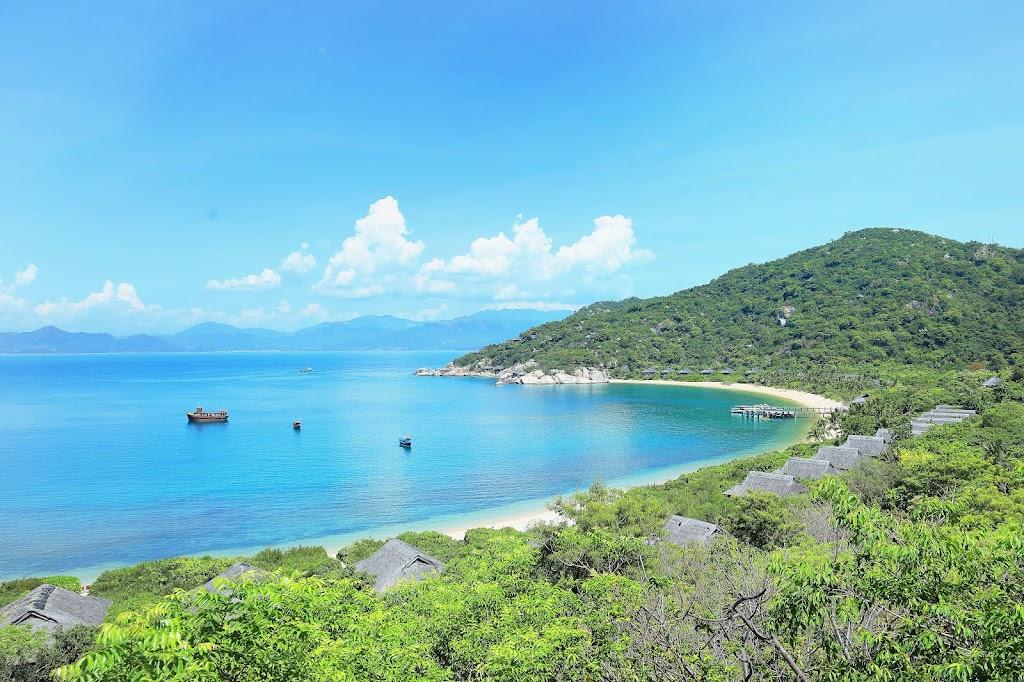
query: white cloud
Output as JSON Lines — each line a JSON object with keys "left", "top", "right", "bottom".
{"left": 413, "top": 303, "right": 449, "bottom": 321}
{"left": 205, "top": 268, "right": 282, "bottom": 291}
{"left": 1, "top": 262, "right": 38, "bottom": 294}
{"left": 414, "top": 214, "right": 651, "bottom": 301}
{"left": 276, "top": 299, "right": 292, "bottom": 315}
{"left": 0, "top": 292, "right": 27, "bottom": 311}
{"left": 299, "top": 302, "right": 329, "bottom": 319}
{"left": 13, "top": 263, "right": 38, "bottom": 289}
{"left": 316, "top": 196, "right": 424, "bottom": 296}
{"left": 34, "top": 281, "right": 158, "bottom": 318}
{"left": 281, "top": 244, "right": 317, "bottom": 275}
{"left": 486, "top": 301, "right": 581, "bottom": 312}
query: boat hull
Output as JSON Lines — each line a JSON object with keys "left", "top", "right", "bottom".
{"left": 187, "top": 413, "right": 228, "bottom": 423}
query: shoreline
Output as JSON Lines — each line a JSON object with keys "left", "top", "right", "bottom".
{"left": 14, "top": 381, "right": 838, "bottom": 584}
{"left": 419, "top": 380, "right": 843, "bottom": 542}
{"left": 610, "top": 379, "right": 846, "bottom": 411}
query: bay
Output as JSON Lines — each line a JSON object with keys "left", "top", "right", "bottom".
{"left": 0, "top": 352, "right": 808, "bottom": 579}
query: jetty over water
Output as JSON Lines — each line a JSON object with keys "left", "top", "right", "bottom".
{"left": 730, "top": 404, "right": 839, "bottom": 419}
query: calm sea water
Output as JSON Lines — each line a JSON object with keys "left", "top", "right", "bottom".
{"left": 0, "top": 352, "right": 807, "bottom": 579}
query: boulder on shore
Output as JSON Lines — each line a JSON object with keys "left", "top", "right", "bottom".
{"left": 415, "top": 361, "right": 609, "bottom": 385}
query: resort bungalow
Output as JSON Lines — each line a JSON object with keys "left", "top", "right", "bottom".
{"left": 662, "top": 515, "right": 722, "bottom": 547}
{"left": 679, "top": 368, "right": 692, "bottom": 375}
{"left": 874, "top": 427, "right": 893, "bottom": 443}
{"left": 202, "top": 562, "right": 268, "bottom": 595}
{"left": 355, "top": 539, "right": 445, "bottom": 592}
{"left": 983, "top": 376, "right": 1003, "bottom": 388}
{"left": 701, "top": 369, "right": 713, "bottom": 375}
{"left": 775, "top": 457, "right": 834, "bottom": 480}
{"left": 813, "top": 445, "right": 865, "bottom": 471}
{"left": 843, "top": 435, "right": 890, "bottom": 457}
{"left": 0, "top": 584, "right": 111, "bottom": 633}
{"left": 724, "top": 471, "right": 806, "bottom": 497}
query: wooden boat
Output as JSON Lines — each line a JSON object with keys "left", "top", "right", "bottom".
{"left": 186, "top": 406, "right": 228, "bottom": 423}
{"left": 399, "top": 436, "right": 412, "bottom": 448}
{"left": 293, "top": 420, "right": 302, "bottom": 430}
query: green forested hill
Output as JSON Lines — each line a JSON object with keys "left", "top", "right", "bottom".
{"left": 457, "top": 228, "right": 1024, "bottom": 377}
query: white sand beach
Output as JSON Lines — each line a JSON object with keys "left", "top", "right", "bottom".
{"left": 610, "top": 379, "right": 846, "bottom": 412}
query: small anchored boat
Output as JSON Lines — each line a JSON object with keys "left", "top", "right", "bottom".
{"left": 399, "top": 436, "right": 412, "bottom": 448}
{"left": 186, "top": 406, "right": 228, "bottom": 423}
{"left": 293, "top": 420, "right": 302, "bottom": 430}
{"left": 299, "top": 367, "right": 313, "bottom": 374}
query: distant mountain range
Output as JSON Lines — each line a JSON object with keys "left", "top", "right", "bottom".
{"left": 0, "top": 309, "right": 571, "bottom": 354}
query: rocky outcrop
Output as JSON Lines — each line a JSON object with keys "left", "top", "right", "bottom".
{"left": 415, "top": 361, "right": 609, "bottom": 385}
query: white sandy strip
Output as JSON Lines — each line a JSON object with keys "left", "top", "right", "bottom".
{"left": 439, "top": 509, "right": 564, "bottom": 540}
{"left": 610, "top": 379, "right": 847, "bottom": 412}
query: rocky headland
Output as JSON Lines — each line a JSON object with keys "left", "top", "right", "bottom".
{"left": 415, "top": 360, "right": 609, "bottom": 385}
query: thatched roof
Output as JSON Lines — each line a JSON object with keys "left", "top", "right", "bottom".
{"left": 724, "top": 471, "right": 805, "bottom": 497}
{"left": 844, "top": 435, "right": 889, "bottom": 457}
{"left": 776, "top": 457, "right": 834, "bottom": 480}
{"left": 202, "top": 562, "right": 269, "bottom": 595}
{"left": 874, "top": 427, "right": 893, "bottom": 443}
{"left": 0, "top": 584, "right": 110, "bottom": 633}
{"left": 663, "top": 515, "right": 721, "bottom": 546}
{"left": 355, "top": 539, "right": 444, "bottom": 592}
{"left": 983, "top": 376, "right": 1002, "bottom": 388}
{"left": 814, "top": 446, "right": 864, "bottom": 471}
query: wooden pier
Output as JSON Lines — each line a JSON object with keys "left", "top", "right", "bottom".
{"left": 730, "top": 404, "right": 837, "bottom": 419}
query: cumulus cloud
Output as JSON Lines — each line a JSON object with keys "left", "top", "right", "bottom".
{"left": 1, "top": 262, "right": 38, "bottom": 294}
{"left": 34, "top": 281, "right": 158, "bottom": 318}
{"left": 316, "top": 196, "right": 424, "bottom": 297}
{"left": 13, "top": 263, "right": 38, "bottom": 289}
{"left": 414, "top": 214, "right": 651, "bottom": 301}
{"left": 299, "top": 302, "right": 329, "bottom": 319}
{"left": 486, "top": 301, "right": 581, "bottom": 312}
{"left": 280, "top": 244, "right": 317, "bottom": 275}
{"left": 205, "top": 268, "right": 282, "bottom": 291}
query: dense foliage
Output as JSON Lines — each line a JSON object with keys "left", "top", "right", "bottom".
{"left": 456, "top": 229, "right": 1024, "bottom": 387}
{"left": 4, "top": 229, "right": 1024, "bottom": 680}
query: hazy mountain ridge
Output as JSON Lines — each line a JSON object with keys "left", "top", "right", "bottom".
{"left": 0, "top": 310, "right": 571, "bottom": 354}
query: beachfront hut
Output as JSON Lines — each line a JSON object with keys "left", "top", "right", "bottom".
{"left": 0, "top": 584, "right": 111, "bottom": 633}
{"left": 202, "top": 562, "right": 269, "bottom": 595}
{"left": 661, "top": 369, "right": 673, "bottom": 376}
{"left": 776, "top": 457, "right": 834, "bottom": 480}
{"left": 701, "top": 369, "right": 713, "bottom": 375}
{"left": 355, "top": 539, "right": 445, "bottom": 592}
{"left": 679, "top": 368, "right": 692, "bottom": 375}
{"left": 642, "top": 368, "right": 658, "bottom": 377}
{"left": 844, "top": 435, "right": 889, "bottom": 457}
{"left": 813, "top": 446, "right": 864, "bottom": 471}
{"left": 721, "top": 369, "right": 733, "bottom": 375}
{"left": 983, "top": 376, "right": 1003, "bottom": 388}
{"left": 662, "top": 515, "right": 721, "bottom": 547}
{"left": 724, "top": 471, "right": 805, "bottom": 497}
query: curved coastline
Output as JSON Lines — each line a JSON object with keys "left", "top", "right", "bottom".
{"left": 53, "top": 381, "right": 841, "bottom": 584}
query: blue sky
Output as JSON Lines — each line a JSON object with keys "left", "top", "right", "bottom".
{"left": 1, "top": 1, "right": 1021, "bottom": 333}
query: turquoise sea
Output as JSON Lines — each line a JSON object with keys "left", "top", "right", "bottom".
{"left": 0, "top": 352, "right": 808, "bottom": 580}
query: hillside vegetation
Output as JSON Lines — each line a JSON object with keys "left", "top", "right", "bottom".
{"left": 457, "top": 229, "right": 1024, "bottom": 383}
{"left": 4, "top": 228, "right": 1024, "bottom": 681}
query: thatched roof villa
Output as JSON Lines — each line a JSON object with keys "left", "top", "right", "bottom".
{"left": 813, "top": 445, "right": 865, "bottom": 471}
{"left": 663, "top": 515, "right": 722, "bottom": 546}
{"left": 724, "top": 471, "right": 806, "bottom": 497}
{"left": 843, "top": 435, "right": 890, "bottom": 457}
{"left": 776, "top": 457, "right": 834, "bottom": 480}
{"left": 0, "top": 584, "right": 110, "bottom": 633}
{"left": 202, "top": 562, "right": 269, "bottom": 595}
{"left": 355, "top": 539, "right": 445, "bottom": 592}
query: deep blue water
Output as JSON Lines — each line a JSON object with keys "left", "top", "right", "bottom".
{"left": 0, "top": 352, "right": 807, "bottom": 579}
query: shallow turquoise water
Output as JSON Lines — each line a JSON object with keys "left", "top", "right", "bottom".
{"left": 0, "top": 352, "right": 807, "bottom": 579}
